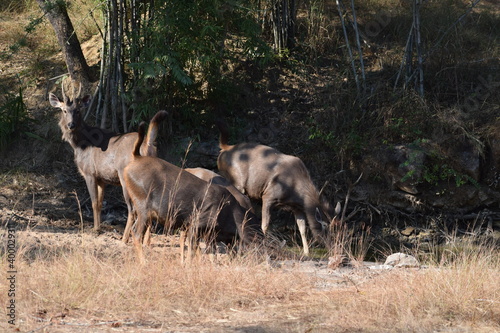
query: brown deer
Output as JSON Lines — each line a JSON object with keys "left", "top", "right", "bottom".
{"left": 216, "top": 121, "right": 333, "bottom": 255}
{"left": 123, "top": 123, "right": 263, "bottom": 253}
{"left": 49, "top": 83, "right": 168, "bottom": 239}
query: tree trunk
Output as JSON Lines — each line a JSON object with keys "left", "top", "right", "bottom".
{"left": 37, "top": 0, "right": 92, "bottom": 86}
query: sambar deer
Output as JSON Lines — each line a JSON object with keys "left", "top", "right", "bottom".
{"left": 49, "top": 83, "right": 168, "bottom": 238}
{"left": 123, "top": 123, "right": 263, "bottom": 254}
{"left": 216, "top": 121, "right": 333, "bottom": 255}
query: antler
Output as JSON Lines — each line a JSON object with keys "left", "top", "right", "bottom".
{"left": 72, "top": 81, "right": 82, "bottom": 100}
{"left": 76, "top": 82, "right": 82, "bottom": 99}
{"left": 61, "top": 81, "right": 69, "bottom": 104}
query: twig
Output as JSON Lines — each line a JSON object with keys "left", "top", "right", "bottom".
{"left": 343, "top": 274, "right": 361, "bottom": 293}
{"left": 319, "top": 180, "right": 329, "bottom": 197}
{"left": 26, "top": 323, "right": 53, "bottom": 333}
{"left": 72, "top": 190, "right": 84, "bottom": 234}
{"left": 48, "top": 73, "right": 70, "bottom": 81}
{"left": 31, "top": 192, "right": 35, "bottom": 216}
{"left": 340, "top": 173, "right": 363, "bottom": 224}
{"left": 394, "top": 25, "right": 415, "bottom": 91}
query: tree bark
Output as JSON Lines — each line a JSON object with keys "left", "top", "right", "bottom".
{"left": 37, "top": 0, "right": 92, "bottom": 86}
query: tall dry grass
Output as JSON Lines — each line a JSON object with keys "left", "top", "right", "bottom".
{"left": 1, "top": 228, "right": 498, "bottom": 332}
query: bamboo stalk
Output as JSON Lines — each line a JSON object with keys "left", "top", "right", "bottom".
{"left": 414, "top": 0, "right": 424, "bottom": 96}
{"left": 350, "top": 0, "right": 366, "bottom": 92}
{"left": 336, "top": 0, "right": 360, "bottom": 94}
{"left": 101, "top": 2, "right": 111, "bottom": 129}
{"left": 118, "top": 0, "right": 127, "bottom": 132}
{"left": 394, "top": 22, "right": 414, "bottom": 91}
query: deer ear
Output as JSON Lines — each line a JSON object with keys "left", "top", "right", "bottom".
{"left": 49, "top": 93, "right": 63, "bottom": 108}
{"left": 315, "top": 208, "right": 329, "bottom": 231}
{"left": 334, "top": 201, "right": 341, "bottom": 215}
{"left": 81, "top": 95, "right": 91, "bottom": 107}
{"left": 315, "top": 207, "right": 322, "bottom": 222}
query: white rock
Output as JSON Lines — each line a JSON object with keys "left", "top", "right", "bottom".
{"left": 384, "top": 252, "right": 420, "bottom": 268}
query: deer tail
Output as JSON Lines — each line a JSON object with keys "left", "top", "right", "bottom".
{"left": 133, "top": 122, "right": 147, "bottom": 158}
{"left": 215, "top": 119, "right": 231, "bottom": 151}
{"left": 144, "top": 110, "right": 168, "bottom": 156}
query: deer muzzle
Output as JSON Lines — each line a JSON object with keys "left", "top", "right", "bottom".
{"left": 67, "top": 122, "right": 76, "bottom": 130}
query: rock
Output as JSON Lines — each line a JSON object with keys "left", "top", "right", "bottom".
{"left": 400, "top": 226, "right": 416, "bottom": 236}
{"left": 384, "top": 253, "right": 420, "bottom": 268}
{"left": 368, "top": 264, "right": 393, "bottom": 270}
{"left": 386, "top": 145, "right": 426, "bottom": 194}
{"left": 328, "top": 255, "right": 349, "bottom": 269}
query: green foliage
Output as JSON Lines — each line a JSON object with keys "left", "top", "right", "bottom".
{"left": 422, "top": 163, "right": 474, "bottom": 188}
{"left": 0, "top": 87, "right": 28, "bottom": 151}
{"left": 124, "top": 0, "right": 271, "bottom": 127}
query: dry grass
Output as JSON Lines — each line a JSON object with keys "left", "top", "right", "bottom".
{"left": 0, "top": 0, "right": 100, "bottom": 68}
{"left": 0, "top": 228, "right": 499, "bottom": 332}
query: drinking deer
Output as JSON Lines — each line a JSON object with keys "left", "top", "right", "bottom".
{"left": 123, "top": 123, "right": 263, "bottom": 253}
{"left": 49, "top": 83, "right": 168, "bottom": 239}
{"left": 216, "top": 121, "right": 333, "bottom": 255}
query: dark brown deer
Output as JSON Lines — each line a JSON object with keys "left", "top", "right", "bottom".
{"left": 123, "top": 124, "right": 262, "bottom": 253}
{"left": 216, "top": 121, "right": 333, "bottom": 255}
{"left": 49, "top": 83, "right": 168, "bottom": 239}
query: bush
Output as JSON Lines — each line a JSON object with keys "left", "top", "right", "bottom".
{"left": 0, "top": 87, "right": 28, "bottom": 151}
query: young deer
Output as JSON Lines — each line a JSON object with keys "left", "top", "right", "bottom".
{"left": 123, "top": 123, "right": 262, "bottom": 252}
{"left": 216, "top": 121, "right": 333, "bottom": 255}
{"left": 49, "top": 83, "right": 168, "bottom": 238}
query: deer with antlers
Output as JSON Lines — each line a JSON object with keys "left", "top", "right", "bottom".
{"left": 49, "top": 82, "right": 168, "bottom": 238}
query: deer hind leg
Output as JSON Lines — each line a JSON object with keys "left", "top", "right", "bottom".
{"left": 131, "top": 211, "right": 147, "bottom": 264}
{"left": 121, "top": 181, "right": 134, "bottom": 243}
{"left": 295, "top": 213, "right": 310, "bottom": 256}
{"left": 261, "top": 198, "right": 273, "bottom": 235}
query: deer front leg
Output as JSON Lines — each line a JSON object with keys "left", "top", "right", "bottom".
{"left": 84, "top": 176, "right": 104, "bottom": 232}
{"left": 295, "top": 212, "right": 309, "bottom": 256}
{"left": 261, "top": 198, "right": 272, "bottom": 235}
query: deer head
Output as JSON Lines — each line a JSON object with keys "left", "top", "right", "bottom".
{"left": 49, "top": 82, "right": 90, "bottom": 132}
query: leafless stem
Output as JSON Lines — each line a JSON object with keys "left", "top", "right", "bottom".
{"left": 72, "top": 190, "right": 84, "bottom": 234}
{"left": 336, "top": 0, "right": 360, "bottom": 94}
{"left": 340, "top": 173, "right": 363, "bottom": 224}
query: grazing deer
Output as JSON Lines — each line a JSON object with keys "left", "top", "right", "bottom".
{"left": 216, "top": 121, "right": 333, "bottom": 255}
{"left": 123, "top": 123, "right": 262, "bottom": 254}
{"left": 49, "top": 83, "right": 168, "bottom": 238}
